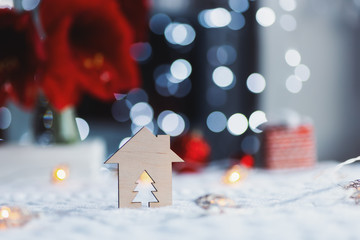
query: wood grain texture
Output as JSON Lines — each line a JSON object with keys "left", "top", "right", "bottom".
{"left": 105, "top": 127, "right": 184, "bottom": 208}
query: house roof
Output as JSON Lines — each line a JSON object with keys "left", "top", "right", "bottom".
{"left": 105, "top": 127, "right": 184, "bottom": 164}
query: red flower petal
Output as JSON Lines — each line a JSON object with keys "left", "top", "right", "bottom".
{"left": 0, "top": 86, "right": 7, "bottom": 106}
{"left": 40, "top": 0, "right": 141, "bottom": 110}
{"left": 117, "top": 0, "right": 151, "bottom": 42}
{"left": 40, "top": 16, "right": 83, "bottom": 109}
{"left": 0, "top": 9, "right": 44, "bottom": 108}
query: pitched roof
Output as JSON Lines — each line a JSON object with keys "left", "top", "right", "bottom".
{"left": 105, "top": 127, "right": 184, "bottom": 164}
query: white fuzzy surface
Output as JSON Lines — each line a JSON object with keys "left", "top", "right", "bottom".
{"left": 1, "top": 161, "right": 360, "bottom": 240}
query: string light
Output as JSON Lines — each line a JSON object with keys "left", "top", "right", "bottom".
{"left": 195, "top": 194, "right": 238, "bottom": 211}
{"left": 0, "top": 206, "right": 35, "bottom": 229}
{"left": 345, "top": 179, "right": 360, "bottom": 204}
{"left": 222, "top": 165, "right": 247, "bottom": 184}
{"left": 0, "top": 207, "right": 10, "bottom": 219}
{"left": 52, "top": 165, "right": 69, "bottom": 182}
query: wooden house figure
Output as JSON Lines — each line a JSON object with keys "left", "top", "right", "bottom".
{"left": 105, "top": 127, "right": 184, "bottom": 208}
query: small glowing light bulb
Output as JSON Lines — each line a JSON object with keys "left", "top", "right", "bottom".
{"left": 229, "top": 171, "right": 241, "bottom": 183}
{"left": 56, "top": 169, "right": 66, "bottom": 180}
{"left": 0, "top": 207, "right": 11, "bottom": 219}
{"left": 52, "top": 165, "right": 69, "bottom": 182}
{"left": 222, "top": 165, "right": 247, "bottom": 184}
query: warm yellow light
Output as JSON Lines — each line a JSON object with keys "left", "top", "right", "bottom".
{"left": 0, "top": 207, "right": 10, "bottom": 219}
{"left": 56, "top": 169, "right": 67, "bottom": 180}
{"left": 222, "top": 165, "right": 247, "bottom": 184}
{"left": 52, "top": 165, "right": 69, "bottom": 182}
{"left": 228, "top": 171, "right": 241, "bottom": 183}
{"left": 216, "top": 198, "right": 228, "bottom": 207}
{"left": 0, "top": 206, "right": 37, "bottom": 230}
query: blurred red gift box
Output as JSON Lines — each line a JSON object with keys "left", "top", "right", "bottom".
{"left": 262, "top": 124, "right": 316, "bottom": 169}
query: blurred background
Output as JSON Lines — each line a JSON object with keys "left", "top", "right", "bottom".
{"left": 1, "top": 0, "right": 360, "bottom": 163}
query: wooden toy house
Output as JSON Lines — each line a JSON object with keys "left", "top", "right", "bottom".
{"left": 105, "top": 127, "right": 184, "bottom": 208}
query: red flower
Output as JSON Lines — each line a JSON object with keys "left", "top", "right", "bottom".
{"left": 0, "top": 9, "right": 45, "bottom": 108}
{"left": 118, "top": 0, "right": 151, "bottom": 42}
{"left": 39, "top": 0, "right": 141, "bottom": 110}
{"left": 0, "top": 88, "right": 5, "bottom": 106}
{"left": 172, "top": 132, "right": 211, "bottom": 173}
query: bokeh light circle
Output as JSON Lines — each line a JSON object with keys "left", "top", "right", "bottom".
{"left": 279, "top": 0, "right": 297, "bottom": 12}
{"left": 22, "top": 0, "right": 40, "bottom": 11}
{"left": 131, "top": 122, "right": 155, "bottom": 135}
{"left": 228, "top": 12, "right": 246, "bottom": 30}
{"left": 256, "top": 7, "right": 276, "bottom": 27}
{"left": 0, "top": 107, "right": 11, "bottom": 130}
{"left": 75, "top": 117, "right": 90, "bottom": 141}
{"left": 207, "top": 111, "right": 227, "bottom": 133}
{"left": 285, "top": 49, "right": 301, "bottom": 67}
{"left": 119, "top": 137, "right": 131, "bottom": 148}
{"left": 295, "top": 64, "right": 310, "bottom": 81}
{"left": 280, "top": 14, "right": 297, "bottom": 32}
{"left": 229, "top": 0, "right": 249, "bottom": 13}
{"left": 249, "top": 110, "right": 267, "bottom": 133}
{"left": 246, "top": 73, "right": 266, "bottom": 93}
{"left": 241, "top": 135, "right": 261, "bottom": 154}
{"left": 130, "top": 102, "right": 154, "bottom": 126}
{"left": 158, "top": 111, "right": 186, "bottom": 136}
{"left": 165, "top": 23, "right": 196, "bottom": 46}
{"left": 227, "top": 113, "right": 248, "bottom": 136}
{"left": 130, "top": 42, "right": 152, "bottom": 62}
{"left": 286, "top": 75, "right": 302, "bottom": 93}
{"left": 198, "top": 8, "right": 231, "bottom": 28}
{"left": 149, "top": 13, "right": 171, "bottom": 35}
{"left": 170, "top": 59, "right": 192, "bottom": 82}
{"left": 212, "top": 66, "right": 235, "bottom": 88}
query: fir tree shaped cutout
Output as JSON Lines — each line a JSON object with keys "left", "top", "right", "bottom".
{"left": 132, "top": 170, "right": 159, "bottom": 207}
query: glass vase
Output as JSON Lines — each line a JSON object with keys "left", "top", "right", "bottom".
{"left": 33, "top": 96, "right": 80, "bottom": 145}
